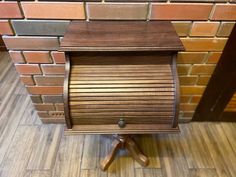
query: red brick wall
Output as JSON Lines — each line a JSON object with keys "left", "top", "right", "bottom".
{"left": 0, "top": 1, "right": 235, "bottom": 123}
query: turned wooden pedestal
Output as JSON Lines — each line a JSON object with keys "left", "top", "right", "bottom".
{"left": 60, "top": 21, "right": 184, "bottom": 170}
{"left": 100, "top": 135, "right": 149, "bottom": 171}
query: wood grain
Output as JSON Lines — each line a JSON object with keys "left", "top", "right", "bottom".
{"left": 60, "top": 21, "right": 184, "bottom": 52}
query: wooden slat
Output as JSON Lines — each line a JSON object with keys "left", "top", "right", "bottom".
{"left": 69, "top": 92, "right": 174, "bottom": 97}
{"left": 69, "top": 100, "right": 174, "bottom": 105}
{"left": 71, "top": 66, "right": 170, "bottom": 71}
{"left": 70, "top": 111, "right": 174, "bottom": 117}
{"left": 69, "top": 95, "right": 174, "bottom": 101}
{"left": 69, "top": 83, "right": 174, "bottom": 89}
{"left": 69, "top": 88, "right": 174, "bottom": 93}
{"left": 70, "top": 76, "right": 173, "bottom": 81}
{"left": 70, "top": 80, "right": 174, "bottom": 85}
{"left": 70, "top": 73, "right": 173, "bottom": 77}
{"left": 70, "top": 107, "right": 173, "bottom": 113}
{"left": 69, "top": 104, "right": 174, "bottom": 110}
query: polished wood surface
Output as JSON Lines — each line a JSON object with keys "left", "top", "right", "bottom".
{"left": 0, "top": 52, "right": 236, "bottom": 176}
{"left": 60, "top": 21, "right": 184, "bottom": 51}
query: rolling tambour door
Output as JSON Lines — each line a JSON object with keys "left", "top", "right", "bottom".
{"left": 64, "top": 51, "right": 179, "bottom": 134}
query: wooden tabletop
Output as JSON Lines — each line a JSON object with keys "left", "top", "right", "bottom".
{"left": 60, "top": 21, "right": 184, "bottom": 52}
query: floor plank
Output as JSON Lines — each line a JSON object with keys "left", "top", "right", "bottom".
{"left": 135, "top": 168, "right": 163, "bottom": 177}
{"left": 24, "top": 170, "right": 52, "bottom": 177}
{"left": 134, "top": 135, "right": 161, "bottom": 168}
{"left": 179, "top": 124, "right": 215, "bottom": 168}
{"left": 189, "top": 169, "right": 218, "bottom": 177}
{"left": 156, "top": 133, "right": 190, "bottom": 177}
{"left": 0, "top": 126, "right": 38, "bottom": 177}
{"left": 0, "top": 91, "right": 31, "bottom": 164}
{"left": 221, "top": 123, "right": 236, "bottom": 155}
{"left": 198, "top": 123, "right": 234, "bottom": 177}
{"left": 52, "top": 135, "right": 84, "bottom": 177}
{"left": 81, "top": 135, "right": 100, "bottom": 169}
{"left": 27, "top": 125, "right": 63, "bottom": 170}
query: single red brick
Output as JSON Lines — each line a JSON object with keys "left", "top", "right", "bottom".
{"left": 181, "top": 38, "right": 227, "bottom": 52}
{"left": 23, "top": 51, "right": 52, "bottom": 63}
{"left": 0, "top": 2, "right": 23, "bottom": 19}
{"left": 197, "top": 76, "right": 211, "bottom": 85}
{"left": 26, "top": 86, "right": 63, "bottom": 95}
{"left": 51, "top": 51, "right": 66, "bottom": 64}
{"left": 177, "top": 65, "right": 191, "bottom": 75}
{"left": 37, "top": 111, "right": 50, "bottom": 118}
{"left": 179, "top": 76, "right": 198, "bottom": 85}
{"left": 207, "top": 52, "right": 222, "bottom": 64}
{"left": 15, "top": 64, "right": 42, "bottom": 75}
{"left": 191, "top": 65, "right": 215, "bottom": 75}
{"left": 34, "top": 76, "right": 64, "bottom": 86}
{"left": 172, "top": 21, "right": 192, "bottom": 37}
{"left": 30, "top": 95, "right": 42, "bottom": 103}
{"left": 151, "top": 3, "right": 213, "bottom": 20}
{"left": 180, "top": 86, "right": 205, "bottom": 95}
{"left": 20, "top": 76, "right": 35, "bottom": 86}
{"left": 21, "top": 2, "right": 85, "bottom": 19}
{"left": 180, "top": 103, "right": 197, "bottom": 112}
{"left": 41, "top": 64, "right": 65, "bottom": 74}
{"left": 34, "top": 103, "right": 55, "bottom": 111}
{"left": 177, "top": 52, "right": 208, "bottom": 64}
{"left": 0, "top": 20, "right": 13, "bottom": 35}
{"left": 9, "top": 51, "right": 25, "bottom": 63}
{"left": 211, "top": 5, "right": 236, "bottom": 20}
{"left": 191, "top": 95, "right": 202, "bottom": 103}
{"left": 180, "top": 96, "right": 191, "bottom": 103}
{"left": 55, "top": 103, "right": 64, "bottom": 111}
{"left": 190, "top": 22, "right": 220, "bottom": 37}
{"left": 3, "top": 36, "right": 59, "bottom": 50}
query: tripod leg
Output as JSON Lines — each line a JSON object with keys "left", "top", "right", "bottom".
{"left": 125, "top": 137, "right": 149, "bottom": 167}
{"left": 100, "top": 138, "right": 122, "bottom": 171}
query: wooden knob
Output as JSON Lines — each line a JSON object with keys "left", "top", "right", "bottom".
{"left": 118, "top": 118, "right": 126, "bottom": 128}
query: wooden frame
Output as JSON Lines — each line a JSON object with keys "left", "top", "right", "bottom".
{"left": 193, "top": 24, "right": 236, "bottom": 121}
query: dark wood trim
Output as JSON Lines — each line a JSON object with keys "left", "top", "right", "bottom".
{"left": 63, "top": 53, "right": 72, "bottom": 128}
{"left": 65, "top": 124, "right": 180, "bottom": 135}
{"left": 0, "top": 36, "right": 7, "bottom": 51}
{"left": 220, "top": 112, "right": 236, "bottom": 121}
{"left": 171, "top": 53, "right": 180, "bottom": 128}
{"left": 193, "top": 24, "right": 236, "bottom": 121}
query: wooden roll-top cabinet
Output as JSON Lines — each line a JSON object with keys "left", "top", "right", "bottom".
{"left": 60, "top": 21, "right": 184, "bottom": 134}
{"left": 60, "top": 21, "right": 184, "bottom": 170}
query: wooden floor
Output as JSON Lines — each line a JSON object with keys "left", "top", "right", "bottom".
{"left": 0, "top": 52, "right": 236, "bottom": 177}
